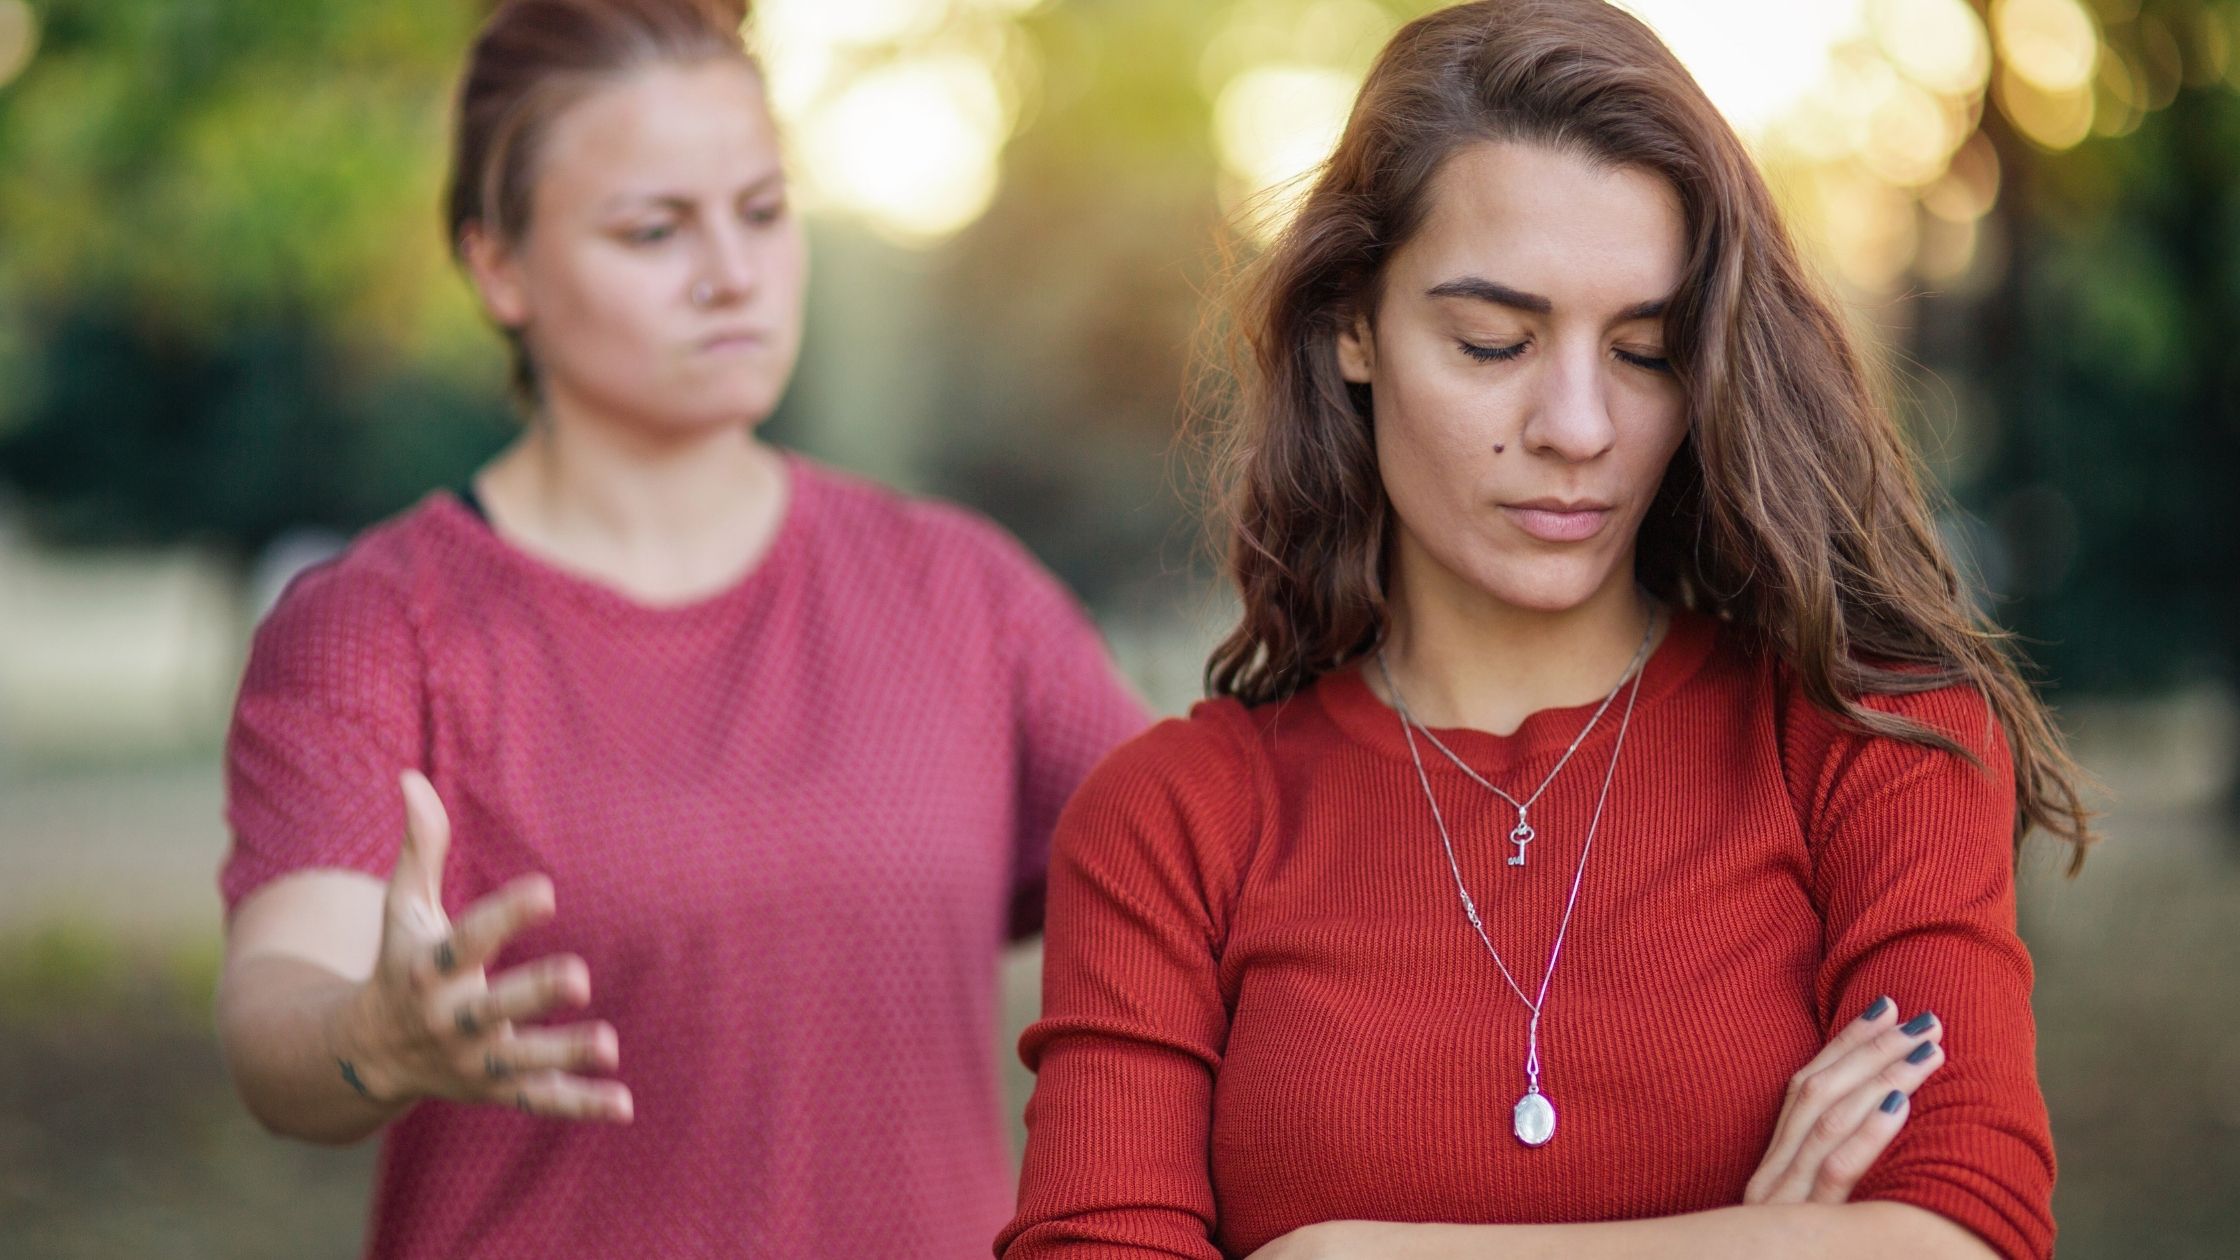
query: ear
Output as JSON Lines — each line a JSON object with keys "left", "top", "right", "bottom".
{"left": 1336, "top": 309, "right": 1375, "bottom": 384}
{"left": 459, "top": 222, "right": 531, "bottom": 330}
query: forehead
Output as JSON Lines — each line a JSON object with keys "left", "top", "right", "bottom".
{"left": 536, "top": 60, "right": 780, "bottom": 201}
{"left": 1400, "top": 140, "right": 1686, "bottom": 309}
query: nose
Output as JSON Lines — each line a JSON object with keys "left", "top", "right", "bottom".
{"left": 693, "top": 220, "right": 759, "bottom": 308}
{"left": 1519, "top": 337, "right": 1617, "bottom": 463}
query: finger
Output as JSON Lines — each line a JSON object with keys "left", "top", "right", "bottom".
{"left": 1749, "top": 996, "right": 1896, "bottom": 1199}
{"left": 475, "top": 954, "right": 593, "bottom": 1026}
{"left": 447, "top": 874, "right": 558, "bottom": 973}
{"left": 1792, "top": 995, "right": 1898, "bottom": 1082}
{"left": 1750, "top": 1006, "right": 1938, "bottom": 1200}
{"left": 393, "top": 771, "right": 453, "bottom": 922}
{"left": 479, "top": 1023, "right": 620, "bottom": 1079}
{"left": 504, "top": 1070, "right": 634, "bottom": 1124}
{"left": 1806, "top": 1089, "right": 1909, "bottom": 1204}
{"left": 1764, "top": 1036, "right": 1945, "bottom": 1203}
{"left": 1763, "top": 1032, "right": 1943, "bottom": 1203}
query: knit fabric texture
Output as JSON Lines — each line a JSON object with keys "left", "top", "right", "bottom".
{"left": 222, "top": 452, "right": 1149, "bottom": 1259}
{"left": 1001, "top": 608, "right": 2054, "bottom": 1260}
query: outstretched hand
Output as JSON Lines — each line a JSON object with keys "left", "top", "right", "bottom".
{"left": 342, "top": 770, "right": 633, "bottom": 1123}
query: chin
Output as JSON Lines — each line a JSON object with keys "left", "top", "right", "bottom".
{"left": 659, "top": 383, "right": 787, "bottom": 433}
{"left": 1462, "top": 553, "right": 1624, "bottom": 615}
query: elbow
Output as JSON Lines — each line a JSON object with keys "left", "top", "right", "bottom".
{"left": 1849, "top": 1201, "right": 2008, "bottom": 1260}
{"left": 213, "top": 987, "right": 379, "bottom": 1148}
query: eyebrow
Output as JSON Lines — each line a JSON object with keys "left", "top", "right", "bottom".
{"left": 1426, "top": 276, "right": 1667, "bottom": 322}
{"left": 599, "top": 171, "right": 786, "bottom": 214}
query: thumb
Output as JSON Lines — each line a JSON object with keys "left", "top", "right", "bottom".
{"left": 394, "top": 769, "right": 454, "bottom": 921}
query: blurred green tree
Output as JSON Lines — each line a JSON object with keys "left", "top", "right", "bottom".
{"left": 0, "top": 0, "right": 510, "bottom": 549}
{"left": 1914, "top": 0, "right": 2240, "bottom": 694}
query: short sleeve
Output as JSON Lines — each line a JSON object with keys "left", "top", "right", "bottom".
{"left": 990, "top": 540, "right": 1152, "bottom": 941}
{"left": 997, "top": 711, "right": 1257, "bottom": 1259}
{"left": 1784, "top": 681, "right": 2056, "bottom": 1260}
{"left": 220, "top": 559, "right": 426, "bottom": 914}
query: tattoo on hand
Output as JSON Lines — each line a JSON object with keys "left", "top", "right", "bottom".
{"left": 517, "top": 1091, "right": 533, "bottom": 1115}
{"left": 434, "top": 939, "right": 457, "bottom": 975}
{"left": 485, "top": 1050, "right": 509, "bottom": 1080}
{"left": 340, "top": 1059, "right": 372, "bottom": 1101}
{"left": 455, "top": 1006, "right": 479, "bottom": 1037}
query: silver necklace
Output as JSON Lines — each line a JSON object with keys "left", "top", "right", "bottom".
{"left": 1374, "top": 612, "right": 1655, "bottom": 1147}
{"left": 1393, "top": 615, "right": 1655, "bottom": 868}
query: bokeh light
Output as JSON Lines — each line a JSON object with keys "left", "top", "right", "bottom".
{"left": 1211, "top": 63, "right": 1359, "bottom": 236}
{"left": 1622, "top": 0, "right": 1871, "bottom": 135}
{"left": 1998, "top": 59, "right": 2097, "bottom": 149}
{"left": 1870, "top": 0, "right": 1991, "bottom": 98}
{"left": 0, "top": 0, "right": 39, "bottom": 91}
{"left": 752, "top": 0, "right": 1044, "bottom": 246}
{"left": 798, "top": 54, "right": 1009, "bottom": 246}
{"left": 1200, "top": 0, "right": 1396, "bottom": 241}
{"left": 1992, "top": 0, "right": 2100, "bottom": 94}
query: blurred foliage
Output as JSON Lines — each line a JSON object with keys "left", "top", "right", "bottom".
{"left": 0, "top": 0, "right": 509, "bottom": 548}
{"left": 0, "top": 919, "right": 126, "bottom": 1013}
{"left": 0, "top": 918, "right": 218, "bottom": 1018}
{"left": 1918, "top": 0, "right": 2240, "bottom": 694}
{"left": 0, "top": 0, "right": 2234, "bottom": 694}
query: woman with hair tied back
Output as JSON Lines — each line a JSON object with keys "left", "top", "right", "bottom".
{"left": 210, "top": 1, "right": 1146, "bottom": 1255}
{"left": 1002, "top": 3, "right": 2091, "bottom": 1259}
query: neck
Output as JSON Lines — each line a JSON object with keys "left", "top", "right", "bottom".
{"left": 1376, "top": 537, "right": 1661, "bottom": 738}
{"left": 474, "top": 396, "right": 788, "bottom": 603}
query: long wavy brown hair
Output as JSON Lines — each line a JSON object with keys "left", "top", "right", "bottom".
{"left": 1201, "top": 0, "right": 2096, "bottom": 872}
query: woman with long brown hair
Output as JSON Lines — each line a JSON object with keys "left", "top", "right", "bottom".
{"left": 210, "top": 1, "right": 1146, "bottom": 1255}
{"left": 1001, "top": 2, "right": 2089, "bottom": 1257}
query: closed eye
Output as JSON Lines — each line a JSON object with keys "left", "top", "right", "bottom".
{"left": 1616, "top": 348, "right": 1672, "bottom": 373}
{"left": 1458, "top": 339, "right": 1527, "bottom": 363}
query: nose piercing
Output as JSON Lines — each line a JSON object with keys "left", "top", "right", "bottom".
{"left": 690, "top": 280, "right": 717, "bottom": 309}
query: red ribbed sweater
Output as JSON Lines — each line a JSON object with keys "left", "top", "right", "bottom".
{"left": 1000, "top": 609, "right": 2054, "bottom": 1260}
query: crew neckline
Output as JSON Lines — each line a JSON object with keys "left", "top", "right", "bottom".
{"left": 427, "top": 449, "right": 811, "bottom": 622}
{"left": 1313, "top": 605, "right": 1724, "bottom": 771}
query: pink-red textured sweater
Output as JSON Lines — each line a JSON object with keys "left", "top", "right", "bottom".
{"left": 1001, "top": 608, "right": 2054, "bottom": 1260}
{"left": 222, "top": 453, "right": 1149, "bottom": 1259}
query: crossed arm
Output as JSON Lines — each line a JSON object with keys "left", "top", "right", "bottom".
{"left": 1249, "top": 1200, "right": 1995, "bottom": 1260}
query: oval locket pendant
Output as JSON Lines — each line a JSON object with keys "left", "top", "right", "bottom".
{"left": 1513, "top": 1090, "right": 1556, "bottom": 1146}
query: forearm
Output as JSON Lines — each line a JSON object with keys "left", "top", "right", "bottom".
{"left": 215, "top": 954, "right": 411, "bottom": 1145}
{"left": 1338, "top": 1202, "right": 1996, "bottom": 1260}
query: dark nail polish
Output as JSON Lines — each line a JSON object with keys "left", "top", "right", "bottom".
{"left": 1860, "top": 996, "right": 1891, "bottom": 1021}
{"left": 1906, "top": 1041, "right": 1937, "bottom": 1064}
{"left": 1880, "top": 1090, "right": 1905, "bottom": 1114}
{"left": 1901, "top": 1012, "right": 1936, "bottom": 1036}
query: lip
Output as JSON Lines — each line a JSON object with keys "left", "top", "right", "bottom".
{"left": 696, "top": 330, "right": 766, "bottom": 352}
{"left": 1501, "top": 498, "right": 1613, "bottom": 543}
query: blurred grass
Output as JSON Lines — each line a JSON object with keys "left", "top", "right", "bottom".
{"left": 0, "top": 921, "right": 372, "bottom": 1260}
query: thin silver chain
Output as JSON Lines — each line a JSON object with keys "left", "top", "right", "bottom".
{"left": 1399, "top": 613, "right": 1655, "bottom": 821}
{"left": 1374, "top": 609, "right": 1656, "bottom": 1097}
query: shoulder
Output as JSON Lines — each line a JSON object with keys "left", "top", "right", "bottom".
{"left": 1058, "top": 698, "right": 1266, "bottom": 880}
{"left": 1771, "top": 651, "right": 2007, "bottom": 762}
{"left": 250, "top": 497, "right": 464, "bottom": 659}
{"left": 791, "top": 455, "right": 1076, "bottom": 614}
{"left": 1769, "top": 651, "right": 2014, "bottom": 835}
{"left": 1081, "top": 699, "right": 1262, "bottom": 795}
{"left": 794, "top": 456, "right": 1019, "bottom": 558}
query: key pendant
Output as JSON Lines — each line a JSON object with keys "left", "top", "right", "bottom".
{"left": 1513, "top": 1088, "right": 1556, "bottom": 1146}
{"left": 1507, "top": 819, "right": 1535, "bottom": 866}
